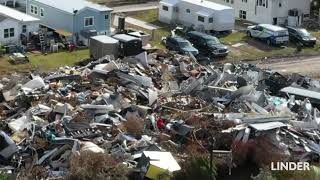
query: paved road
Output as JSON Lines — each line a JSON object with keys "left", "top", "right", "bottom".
{"left": 257, "top": 55, "right": 320, "bottom": 78}
{"left": 112, "top": 1, "right": 158, "bottom": 13}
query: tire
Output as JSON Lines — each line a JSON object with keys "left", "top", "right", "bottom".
{"left": 247, "top": 31, "right": 252, "bottom": 37}
{"left": 267, "top": 39, "right": 271, "bottom": 46}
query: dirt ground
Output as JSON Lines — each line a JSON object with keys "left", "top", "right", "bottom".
{"left": 257, "top": 55, "right": 320, "bottom": 78}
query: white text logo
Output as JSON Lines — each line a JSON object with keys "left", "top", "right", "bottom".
{"left": 271, "top": 162, "right": 310, "bottom": 171}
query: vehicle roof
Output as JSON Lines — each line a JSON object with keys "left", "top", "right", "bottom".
{"left": 287, "top": 26, "right": 307, "bottom": 31}
{"left": 170, "top": 36, "right": 189, "bottom": 42}
{"left": 258, "top": 24, "right": 287, "bottom": 31}
{"left": 188, "top": 31, "right": 216, "bottom": 39}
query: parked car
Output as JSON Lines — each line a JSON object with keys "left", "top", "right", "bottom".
{"left": 247, "top": 24, "right": 289, "bottom": 46}
{"left": 164, "top": 36, "right": 199, "bottom": 55}
{"left": 186, "top": 31, "right": 229, "bottom": 57}
{"left": 287, "top": 27, "right": 317, "bottom": 47}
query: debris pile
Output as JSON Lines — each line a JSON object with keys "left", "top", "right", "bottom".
{"left": 0, "top": 51, "right": 320, "bottom": 179}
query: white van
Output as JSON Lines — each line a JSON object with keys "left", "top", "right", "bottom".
{"left": 247, "top": 24, "right": 289, "bottom": 46}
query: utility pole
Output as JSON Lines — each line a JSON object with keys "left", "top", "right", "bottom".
{"left": 319, "top": 8, "right": 320, "bottom": 24}
{"left": 208, "top": 136, "right": 216, "bottom": 180}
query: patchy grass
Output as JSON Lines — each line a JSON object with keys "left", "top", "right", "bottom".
{"left": 223, "top": 30, "right": 320, "bottom": 62}
{"left": 127, "top": 9, "right": 320, "bottom": 60}
{"left": 0, "top": 173, "right": 10, "bottom": 180}
{"left": 227, "top": 45, "right": 296, "bottom": 62}
{"left": 149, "top": 27, "right": 172, "bottom": 49}
{"left": 220, "top": 32, "right": 248, "bottom": 44}
{"left": 129, "top": 9, "right": 159, "bottom": 23}
{"left": 227, "top": 43, "right": 320, "bottom": 62}
{"left": 311, "top": 30, "right": 320, "bottom": 39}
{"left": 0, "top": 49, "right": 89, "bottom": 74}
{"left": 126, "top": 9, "right": 172, "bottom": 49}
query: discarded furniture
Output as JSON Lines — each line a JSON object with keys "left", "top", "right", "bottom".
{"left": 137, "top": 151, "right": 181, "bottom": 180}
{"left": 8, "top": 53, "right": 29, "bottom": 64}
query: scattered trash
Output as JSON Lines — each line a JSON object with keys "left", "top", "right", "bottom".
{"left": 0, "top": 51, "right": 320, "bottom": 179}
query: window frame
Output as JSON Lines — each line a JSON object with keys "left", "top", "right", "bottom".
{"left": 30, "top": 4, "right": 34, "bottom": 14}
{"left": 209, "top": 17, "right": 213, "bottom": 23}
{"left": 40, "top": 8, "right": 44, "bottom": 17}
{"left": 4, "top": 29, "right": 9, "bottom": 38}
{"left": 4, "top": 28, "right": 14, "bottom": 38}
{"left": 162, "top": 5, "right": 169, "bottom": 11}
{"left": 22, "top": 25, "right": 27, "bottom": 33}
{"left": 30, "top": 4, "right": 38, "bottom": 15}
{"left": 198, "top": 16, "right": 205, "bottom": 22}
{"left": 9, "top": 28, "right": 14, "bottom": 37}
{"left": 84, "top": 16, "right": 94, "bottom": 27}
{"left": 239, "top": 10, "right": 247, "bottom": 20}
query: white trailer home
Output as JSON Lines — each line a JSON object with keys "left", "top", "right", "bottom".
{"left": 209, "top": 0, "right": 311, "bottom": 27}
{"left": 0, "top": 4, "right": 39, "bottom": 45}
{"left": 159, "top": 0, "right": 235, "bottom": 32}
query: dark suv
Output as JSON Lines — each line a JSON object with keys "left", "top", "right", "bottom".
{"left": 165, "top": 36, "right": 199, "bottom": 56}
{"left": 186, "top": 31, "right": 229, "bottom": 57}
{"left": 287, "top": 27, "right": 317, "bottom": 47}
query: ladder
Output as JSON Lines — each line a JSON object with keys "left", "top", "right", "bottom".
{"left": 38, "top": 29, "right": 46, "bottom": 51}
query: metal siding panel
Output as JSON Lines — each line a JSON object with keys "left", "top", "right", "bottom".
{"left": 27, "top": 0, "right": 74, "bottom": 33}
{"left": 0, "top": 19, "right": 20, "bottom": 44}
{"left": 75, "top": 9, "right": 111, "bottom": 35}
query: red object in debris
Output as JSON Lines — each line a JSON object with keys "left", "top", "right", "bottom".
{"left": 68, "top": 44, "right": 75, "bottom": 52}
{"left": 157, "top": 118, "right": 166, "bottom": 129}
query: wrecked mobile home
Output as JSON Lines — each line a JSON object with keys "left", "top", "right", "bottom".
{"left": 0, "top": 51, "right": 320, "bottom": 179}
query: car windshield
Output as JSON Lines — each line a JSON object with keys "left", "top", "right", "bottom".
{"left": 298, "top": 29, "right": 310, "bottom": 37}
{"left": 206, "top": 37, "right": 220, "bottom": 45}
{"left": 178, "top": 41, "right": 192, "bottom": 48}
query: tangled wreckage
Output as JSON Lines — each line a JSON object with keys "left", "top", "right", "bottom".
{"left": 0, "top": 51, "right": 320, "bottom": 179}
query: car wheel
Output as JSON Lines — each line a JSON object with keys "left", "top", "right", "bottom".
{"left": 267, "top": 39, "right": 271, "bottom": 46}
{"left": 208, "top": 53, "right": 214, "bottom": 60}
{"left": 247, "top": 31, "right": 252, "bottom": 37}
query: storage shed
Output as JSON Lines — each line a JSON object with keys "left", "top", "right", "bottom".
{"left": 128, "top": 31, "right": 151, "bottom": 46}
{"left": 112, "top": 34, "right": 142, "bottom": 57}
{"left": 89, "top": 35, "right": 119, "bottom": 59}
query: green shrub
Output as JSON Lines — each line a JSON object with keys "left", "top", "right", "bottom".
{"left": 174, "top": 155, "right": 217, "bottom": 180}
{"left": 0, "top": 173, "right": 10, "bottom": 180}
{"left": 0, "top": 45, "right": 5, "bottom": 56}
